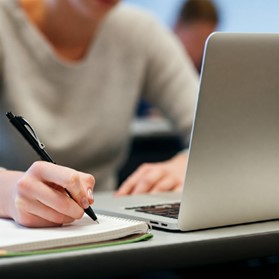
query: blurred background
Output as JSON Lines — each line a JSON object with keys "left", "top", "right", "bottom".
{"left": 119, "top": 0, "right": 279, "bottom": 184}
{"left": 124, "top": 0, "right": 279, "bottom": 32}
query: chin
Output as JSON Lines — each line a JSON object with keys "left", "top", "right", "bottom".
{"left": 94, "top": 0, "right": 120, "bottom": 9}
{"left": 96, "top": 0, "right": 119, "bottom": 5}
{"left": 83, "top": 0, "right": 119, "bottom": 18}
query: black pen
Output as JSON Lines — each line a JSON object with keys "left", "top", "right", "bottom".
{"left": 6, "top": 111, "right": 99, "bottom": 224}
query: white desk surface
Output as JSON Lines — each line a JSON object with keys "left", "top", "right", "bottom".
{"left": 1, "top": 213, "right": 279, "bottom": 278}
{"left": 131, "top": 117, "right": 177, "bottom": 137}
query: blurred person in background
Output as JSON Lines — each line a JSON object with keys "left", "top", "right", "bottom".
{"left": 137, "top": 0, "right": 218, "bottom": 117}
{"left": 174, "top": 0, "right": 219, "bottom": 73}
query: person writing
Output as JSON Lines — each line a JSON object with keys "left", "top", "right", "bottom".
{"left": 0, "top": 0, "right": 199, "bottom": 227}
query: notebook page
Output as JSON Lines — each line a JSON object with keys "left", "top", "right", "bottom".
{"left": 0, "top": 215, "right": 150, "bottom": 252}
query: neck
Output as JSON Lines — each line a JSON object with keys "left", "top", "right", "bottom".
{"left": 20, "top": 0, "right": 100, "bottom": 60}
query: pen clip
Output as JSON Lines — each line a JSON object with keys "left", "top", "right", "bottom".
{"left": 18, "top": 117, "right": 46, "bottom": 150}
{"left": 6, "top": 111, "right": 56, "bottom": 163}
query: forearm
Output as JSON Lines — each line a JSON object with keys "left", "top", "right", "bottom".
{"left": 0, "top": 170, "right": 23, "bottom": 218}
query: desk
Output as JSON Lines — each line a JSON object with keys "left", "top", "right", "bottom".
{"left": 1, "top": 209, "right": 279, "bottom": 278}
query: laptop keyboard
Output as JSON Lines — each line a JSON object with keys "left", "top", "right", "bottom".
{"left": 125, "top": 202, "right": 180, "bottom": 219}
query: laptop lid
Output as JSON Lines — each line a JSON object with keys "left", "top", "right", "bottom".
{"left": 178, "top": 32, "right": 279, "bottom": 230}
{"left": 94, "top": 32, "right": 279, "bottom": 232}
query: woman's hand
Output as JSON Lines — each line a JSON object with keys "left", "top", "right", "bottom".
{"left": 116, "top": 151, "right": 188, "bottom": 196}
{"left": 2, "top": 161, "right": 95, "bottom": 228}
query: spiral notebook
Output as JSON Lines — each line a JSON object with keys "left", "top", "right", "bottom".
{"left": 0, "top": 214, "right": 152, "bottom": 256}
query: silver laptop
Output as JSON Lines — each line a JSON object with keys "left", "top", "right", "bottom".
{"left": 94, "top": 32, "right": 279, "bottom": 231}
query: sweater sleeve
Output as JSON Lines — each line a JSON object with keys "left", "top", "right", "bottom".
{"left": 142, "top": 19, "right": 200, "bottom": 146}
{"left": 0, "top": 38, "right": 5, "bottom": 168}
{"left": 0, "top": 40, "right": 3, "bottom": 90}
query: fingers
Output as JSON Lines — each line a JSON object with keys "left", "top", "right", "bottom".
{"left": 27, "top": 161, "right": 95, "bottom": 209}
{"left": 78, "top": 172, "right": 95, "bottom": 205}
{"left": 116, "top": 163, "right": 152, "bottom": 195}
{"left": 14, "top": 175, "right": 84, "bottom": 227}
{"left": 13, "top": 161, "right": 95, "bottom": 227}
{"left": 116, "top": 152, "right": 187, "bottom": 196}
{"left": 149, "top": 177, "right": 178, "bottom": 193}
{"left": 116, "top": 162, "right": 182, "bottom": 196}
{"left": 132, "top": 168, "right": 164, "bottom": 194}
{"left": 19, "top": 177, "right": 84, "bottom": 217}
{"left": 14, "top": 195, "right": 76, "bottom": 228}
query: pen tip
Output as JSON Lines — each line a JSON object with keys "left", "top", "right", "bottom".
{"left": 95, "top": 220, "right": 100, "bottom": 224}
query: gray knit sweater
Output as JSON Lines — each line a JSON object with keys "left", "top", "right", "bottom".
{"left": 0, "top": 0, "right": 199, "bottom": 191}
